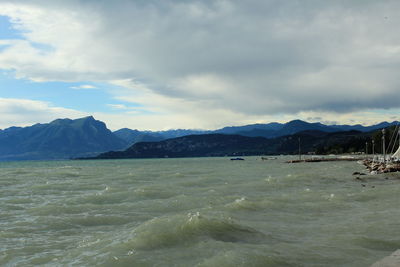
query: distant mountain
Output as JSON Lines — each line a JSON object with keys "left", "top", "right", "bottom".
{"left": 225, "top": 120, "right": 399, "bottom": 138}
{"left": 94, "top": 134, "right": 272, "bottom": 159}
{"left": 331, "top": 121, "right": 399, "bottom": 132}
{"left": 92, "top": 128, "right": 383, "bottom": 159}
{"left": 157, "top": 129, "right": 210, "bottom": 139}
{"left": 113, "top": 128, "right": 209, "bottom": 146}
{"left": 0, "top": 116, "right": 127, "bottom": 160}
{"left": 276, "top": 120, "right": 341, "bottom": 136}
{"left": 235, "top": 128, "right": 279, "bottom": 138}
{"left": 217, "top": 120, "right": 399, "bottom": 138}
{"left": 214, "top": 122, "right": 283, "bottom": 135}
{"left": 114, "top": 128, "right": 165, "bottom": 146}
{"left": 115, "top": 120, "right": 399, "bottom": 142}
{"left": 215, "top": 120, "right": 341, "bottom": 138}
{"left": 1, "top": 116, "right": 397, "bottom": 161}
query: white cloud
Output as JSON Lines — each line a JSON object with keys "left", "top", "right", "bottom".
{"left": 107, "top": 104, "right": 129, "bottom": 110}
{"left": 0, "top": 97, "right": 86, "bottom": 129}
{"left": 1, "top": 1, "right": 400, "bottom": 129}
{"left": 71, "top": 85, "right": 97, "bottom": 90}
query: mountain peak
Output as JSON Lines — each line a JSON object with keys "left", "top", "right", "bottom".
{"left": 74, "top": 116, "right": 96, "bottom": 123}
{"left": 285, "top": 119, "right": 308, "bottom": 125}
{"left": 83, "top": 115, "right": 95, "bottom": 121}
{"left": 0, "top": 116, "right": 127, "bottom": 160}
{"left": 49, "top": 116, "right": 99, "bottom": 128}
{"left": 50, "top": 118, "right": 72, "bottom": 124}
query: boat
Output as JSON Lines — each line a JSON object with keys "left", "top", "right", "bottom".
{"left": 261, "top": 156, "right": 278, "bottom": 160}
{"left": 363, "top": 125, "right": 400, "bottom": 173}
{"left": 230, "top": 157, "right": 244, "bottom": 161}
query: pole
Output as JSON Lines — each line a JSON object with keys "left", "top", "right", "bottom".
{"left": 298, "top": 137, "right": 301, "bottom": 161}
{"left": 365, "top": 142, "right": 368, "bottom": 159}
{"left": 372, "top": 139, "right": 375, "bottom": 162}
{"left": 382, "top": 129, "right": 386, "bottom": 164}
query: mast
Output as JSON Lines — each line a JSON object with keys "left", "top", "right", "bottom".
{"left": 298, "top": 137, "right": 301, "bottom": 160}
{"left": 382, "top": 129, "right": 386, "bottom": 164}
{"left": 397, "top": 128, "right": 400, "bottom": 152}
{"left": 390, "top": 129, "right": 400, "bottom": 162}
{"left": 372, "top": 139, "right": 375, "bottom": 162}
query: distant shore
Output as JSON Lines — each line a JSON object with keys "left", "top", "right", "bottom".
{"left": 286, "top": 156, "right": 364, "bottom": 163}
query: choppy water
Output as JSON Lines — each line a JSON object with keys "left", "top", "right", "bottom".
{"left": 1, "top": 157, "right": 400, "bottom": 266}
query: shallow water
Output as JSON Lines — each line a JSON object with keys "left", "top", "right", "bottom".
{"left": 1, "top": 157, "right": 399, "bottom": 266}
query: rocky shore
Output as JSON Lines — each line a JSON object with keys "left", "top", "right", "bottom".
{"left": 363, "top": 159, "right": 400, "bottom": 174}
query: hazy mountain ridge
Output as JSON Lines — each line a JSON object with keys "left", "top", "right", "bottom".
{"left": 94, "top": 129, "right": 376, "bottom": 159}
{"left": 95, "top": 134, "right": 272, "bottom": 159}
{"left": 0, "top": 116, "right": 127, "bottom": 161}
{"left": 115, "top": 120, "right": 399, "bottom": 143}
{"left": 0, "top": 116, "right": 398, "bottom": 160}
{"left": 114, "top": 128, "right": 212, "bottom": 145}
{"left": 113, "top": 128, "right": 165, "bottom": 145}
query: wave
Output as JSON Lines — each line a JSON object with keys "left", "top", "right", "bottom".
{"left": 133, "top": 186, "right": 177, "bottom": 200}
{"left": 225, "top": 197, "right": 273, "bottom": 211}
{"left": 35, "top": 214, "right": 132, "bottom": 230}
{"left": 126, "top": 213, "right": 269, "bottom": 250}
{"left": 353, "top": 237, "right": 400, "bottom": 252}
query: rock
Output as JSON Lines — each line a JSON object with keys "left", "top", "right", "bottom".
{"left": 353, "top": 171, "right": 366, "bottom": 175}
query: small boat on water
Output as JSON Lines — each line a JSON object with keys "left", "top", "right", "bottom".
{"left": 261, "top": 156, "right": 277, "bottom": 160}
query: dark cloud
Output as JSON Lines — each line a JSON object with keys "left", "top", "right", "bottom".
{"left": 1, "top": 0, "right": 400, "bottom": 118}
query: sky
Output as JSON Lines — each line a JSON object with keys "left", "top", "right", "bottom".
{"left": 0, "top": 0, "right": 400, "bottom": 131}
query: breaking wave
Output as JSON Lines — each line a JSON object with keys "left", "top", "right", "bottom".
{"left": 126, "top": 212, "right": 268, "bottom": 250}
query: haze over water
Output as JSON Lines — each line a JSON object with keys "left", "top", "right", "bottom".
{"left": 1, "top": 157, "right": 400, "bottom": 266}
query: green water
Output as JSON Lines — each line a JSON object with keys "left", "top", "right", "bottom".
{"left": 1, "top": 157, "right": 399, "bottom": 266}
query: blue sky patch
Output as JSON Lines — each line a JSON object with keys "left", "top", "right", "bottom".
{"left": 31, "top": 42, "right": 54, "bottom": 53}
{"left": 0, "top": 71, "right": 130, "bottom": 113}
{"left": 0, "top": 15, "right": 24, "bottom": 40}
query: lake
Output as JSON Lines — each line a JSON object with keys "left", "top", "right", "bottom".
{"left": 1, "top": 157, "right": 399, "bottom": 266}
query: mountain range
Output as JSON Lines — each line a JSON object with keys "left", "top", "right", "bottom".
{"left": 0, "top": 116, "right": 398, "bottom": 160}
{"left": 94, "top": 130, "right": 372, "bottom": 159}
{"left": 96, "top": 126, "right": 399, "bottom": 159}
{"left": 114, "top": 119, "right": 398, "bottom": 144}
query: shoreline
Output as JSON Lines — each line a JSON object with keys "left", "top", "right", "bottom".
{"left": 286, "top": 156, "right": 363, "bottom": 163}
{"left": 362, "top": 159, "right": 400, "bottom": 174}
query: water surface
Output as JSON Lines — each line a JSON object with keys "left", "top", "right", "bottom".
{"left": 1, "top": 157, "right": 399, "bottom": 266}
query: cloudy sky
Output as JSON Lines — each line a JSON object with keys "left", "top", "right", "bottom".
{"left": 0, "top": 0, "right": 400, "bottom": 130}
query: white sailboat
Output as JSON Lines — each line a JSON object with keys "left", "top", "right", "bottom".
{"left": 391, "top": 147, "right": 400, "bottom": 161}
{"left": 391, "top": 130, "right": 400, "bottom": 162}
{"left": 364, "top": 124, "right": 400, "bottom": 174}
